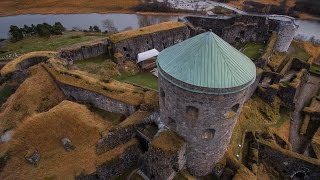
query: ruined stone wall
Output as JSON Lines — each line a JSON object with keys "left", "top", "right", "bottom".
{"left": 111, "top": 27, "right": 190, "bottom": 60}
{"left": 184, "top": 15, "right": 298, "bottom": 52}
{"left": 274, "top": 21, "right": 298, "bottom": 52}
{"left": 57, "top": 82, "right": 137, "bottom": 116}
{"left": 59, "top": 39, "right": 108, "bottom": 61}
{"left": 278, "top": 69, "right": 309, "bottom": 110}
{"left": 184, "top": 15, "right": 270, "bottom": 44}
{"left": 158, "top": 69, "right": 249, "bottom": 176}
{"left": 245, "top": 68, "right": 263, "bottom": 101}
{"left": 259, "top": 143, "right": 320, "bottom": 179}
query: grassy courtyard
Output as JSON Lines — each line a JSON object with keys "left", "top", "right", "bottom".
{"left": 114, "top": 71, "right": 159, "bottom": 90}
{"left": 242, "top": 42, "right": 266, "bottom": 61}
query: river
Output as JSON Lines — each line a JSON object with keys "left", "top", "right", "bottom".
{"left": 0, "top": 13, "right": 179, "bottom": 39}
{"left": 0, "top": 13, "right": 319, "bottom": 41}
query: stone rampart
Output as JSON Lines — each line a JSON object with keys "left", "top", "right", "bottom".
{"left": 110, "top": 25, "right": 190, "bottom": 61}
{"left": 59, "top": 39, "right": 108, "bottom": 61}
{"left": 57, "top": 82, "right": 137, "bottom": 116}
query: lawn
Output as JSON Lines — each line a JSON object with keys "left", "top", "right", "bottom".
{"left": 114, "top": 71, "right": 159, "bottom": 90}
{"left": 242, "top": 42, "right": 266, "bottom": 61}
{"left": 0, "top": 32, "right": 106, "bottom": 59}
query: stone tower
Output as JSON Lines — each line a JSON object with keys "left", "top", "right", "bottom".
{"left": 157, "top": 32, "right": 256, "bottom": 176}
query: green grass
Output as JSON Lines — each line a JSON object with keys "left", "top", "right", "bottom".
{"left": 242, "top": 42, "right": 266, "bottom": 61}
{"left": 0, "top": 85, "right": 15, "bottom": 106}
{"left": 0, "top": 32, "right": 106, "bottom": 59}
{"left": 114, "top": 71, "right": 159, "bottom": 90}
{"left": 310, "top": 64, "right": 320, "bottom": 75}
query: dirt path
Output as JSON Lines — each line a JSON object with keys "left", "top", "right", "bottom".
{"left": 289, "top": 75, "right": 320, "bottom": 153}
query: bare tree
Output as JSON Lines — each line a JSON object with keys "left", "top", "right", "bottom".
{"left": 102, "top": 19, "right": 118, "bottom": 33}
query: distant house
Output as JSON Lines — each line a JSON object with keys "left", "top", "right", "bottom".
{"left": 137, "top": 49, "right": 159, "bottom": 70}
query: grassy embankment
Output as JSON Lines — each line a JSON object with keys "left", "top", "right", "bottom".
{"left": 0, "top": 0, "right": 142, "bottom": 16}
{"left": 75, "top": 55, "right": 159, "bottom": 90}
{"left": 0, "top": 32, "right": 107, "bottom": 59}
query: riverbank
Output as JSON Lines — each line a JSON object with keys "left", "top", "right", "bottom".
{"left": 0, "top": 0, "right": 142, "bottom": 17}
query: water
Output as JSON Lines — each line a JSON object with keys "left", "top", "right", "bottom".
{"left": 0, "top": 13, "right": 179, "bottom": 39}
{"left": 295, "top": 20, "right": 320, "bottom": 42}
{"left": 0, "top": 13, "right": 319, "bottom": 42}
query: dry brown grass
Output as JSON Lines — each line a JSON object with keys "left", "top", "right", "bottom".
{"left": 228, "top": 0, "right": 296, "bottom": 9}
{"left": 0, "top": 100, "right": 139, "bottom": 179}
{"left": 303, "top": 41, "right": 320, "bottom": 64}
{"left": 0, "top": 0, "right": 142, "bottom": 16}
{"left": 0, "top": 51, "right": 56, "bottom": 76}
{"left": 46, "top": 58, "right": 159, "bottom": 107}
{"left": 0, "top": 65, "right": 65, "bottom": 133}
{"left": 152, "top": 130, "right": 185, "bottom": 153}
{"left": 109, "top": 21, "right": 186, "bottom": 43}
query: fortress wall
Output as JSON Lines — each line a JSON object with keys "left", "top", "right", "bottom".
{"left": 59, "top": 40, "right": 108, "bottom": 61}
{"left": 57, "top": 82, "right": 137, "bottom": 116}
{"left": 184, "top": 15, "right": 298, "bottom": 52}
{"left": 184, "top": 15, "right": 270, "bottom": 44}
{"left": 111, "top": 26, "right": 190, "bottom": 60}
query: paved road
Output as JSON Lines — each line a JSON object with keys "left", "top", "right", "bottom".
{"left": 289, "top": 75, "right": 320, "bottom": 153}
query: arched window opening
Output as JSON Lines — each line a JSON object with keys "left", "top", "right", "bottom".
{"left": 240, "top": 30, "right": 245, "bottom": 38}
{"left": 202, "top": 129, "right": 215, "bottom": 140}
{"left": 168, "top": 117, "right": 176, "bottom": 130}
{"left": 231, "top": 103, "right": 240, "bottom": 113}
{"left": 123, "top": 47, "right": 127, "bottom": 51}
{"left": 160, "top": 88, "right": 165, "bottom": 105}
{"left": 186, "top": 106, "right": 199, "bottom": 120}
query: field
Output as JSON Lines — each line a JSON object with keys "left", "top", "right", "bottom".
{"left": 0, "top": 0, "right": 142, "bottom": 16}
{"left": 0, "top": 32, "right": 106, "bottom": 59}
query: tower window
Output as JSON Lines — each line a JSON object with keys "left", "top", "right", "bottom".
{"left": 123, "top": 47, "right": 127, "bottom": 51}
{"left": 202, "top": 129, "right": 215, "bottom": 140}
{"left": 160, "top": 88, "right": 165, "bottom": 105}
{"left": 231, "top": 103, "right": 240, "bottom": 113}
{"left": 186, "top": 106, "right": 199, "bottom": 120}
{"left": 168, "top": 117, "right": 176, "bottom": 130}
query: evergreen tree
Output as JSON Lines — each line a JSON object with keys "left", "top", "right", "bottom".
{"left": 9, "top": 25, "right": 24, "bottom": 42}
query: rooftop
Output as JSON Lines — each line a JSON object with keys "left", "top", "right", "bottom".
{"left": 157, "top": 32, "right": 256, "bottom": 93}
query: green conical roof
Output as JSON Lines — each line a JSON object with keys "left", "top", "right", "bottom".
{"left": 157, "top": 32, "right": 256, "bottom": 91}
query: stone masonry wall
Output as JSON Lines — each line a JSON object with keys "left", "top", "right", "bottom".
{"left": 59, "top": 39, "right": 108, "bottom": 61}
{"left": 159, "top": 71, "right": 249, "bottom": 176}
{"left": 274, "top": 21, "right": 298, "bottom": 52}
{"left": 57, "top": 82, "right": 137, "bottom": 116}
{"left": 184, "top": 15, "right": 270, "bottom": 44}
{"left": 184, "top": 14, "right": 298, "bottom": 52}
{"left": 111, "top": 26, "right": 190, "bottom": 60}
{"left": 258, "top": 143, "right": 320, "bottom": 179}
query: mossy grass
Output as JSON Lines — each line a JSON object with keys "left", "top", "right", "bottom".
{"left": 242, "top": 42, "right": 266, "bottom": 61}
{"left": 114, "top": 71, "right": 159, "bottom": 90}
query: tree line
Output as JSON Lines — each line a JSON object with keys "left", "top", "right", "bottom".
{"left": 9, "top": 22, "right": 65, "bottom": 42}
